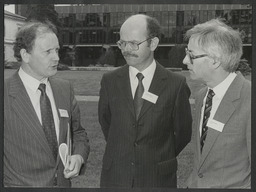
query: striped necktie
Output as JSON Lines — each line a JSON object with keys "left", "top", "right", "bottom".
{"left": 200, "top": 89, "right": 215, "bottom": 152}
{"left": 134, "top": 73, "right": 144, "bottom": 120}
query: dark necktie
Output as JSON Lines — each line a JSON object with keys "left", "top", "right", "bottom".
{"left": 134, "top": 73, "right": 144, "bottom": 120}
{"left": 38, "top": 83, "right": 58, "bottom": 160}
{"left": 200, "top": 89, "right": 215, "bottom": 152}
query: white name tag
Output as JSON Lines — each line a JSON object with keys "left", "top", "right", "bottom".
{"left": 142, "top": 91, "right": 158, "bottom": 104}
{"left": 207, "top": 119, "right": 224, "bottom": 132}
{"left": 59, "top": 109, "right": 69, "bottom": 118}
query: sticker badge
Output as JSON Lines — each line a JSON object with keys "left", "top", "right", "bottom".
{"left": 59, "top": 109, "right": 69, "bottom": 118}
{"left": 207, "top": 118, "right": 224, "bottom": 132}
{"left": 142, "top": 91, "right": 158, "bottom": 104}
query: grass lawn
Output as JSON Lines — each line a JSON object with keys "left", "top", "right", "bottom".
{"left": 4, "top": 69, "right": 251, "bottom": 188}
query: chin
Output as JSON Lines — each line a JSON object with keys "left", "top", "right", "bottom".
{"left": 190, "top": 74, "right": 198, "bottom": 80}
{"left": 126, "top": 61, "right": 137, "bottom": 67}
{"left": 49, "top": 70, "right": 57, "bottom": 76}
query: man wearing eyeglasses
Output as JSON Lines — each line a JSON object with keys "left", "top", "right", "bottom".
{"left": 183, "top": 19, "right": 251, "bottom": 188}
{"left": 98, "top": 14, "right": 192, "bottom": 188}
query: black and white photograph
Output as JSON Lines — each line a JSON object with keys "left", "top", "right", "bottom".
{"left": 2, "top": 1, "right": 254, "bottom": 191}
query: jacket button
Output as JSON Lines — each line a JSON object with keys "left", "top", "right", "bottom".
{"left": 131, "top": 162, "right": 135, "bottom": 166}
{"left": 198, "top": 173, "right": 203, "bottom": 178}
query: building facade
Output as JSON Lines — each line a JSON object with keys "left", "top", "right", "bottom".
{"left": 4, "top": 10, "right": 26, "bottom": 63}
{"left": 16, "top": 4, "right": 252, "bottom": 68}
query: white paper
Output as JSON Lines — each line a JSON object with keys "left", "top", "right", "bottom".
{"left": 59, "top": 143, "right": 68, "bottom": 166}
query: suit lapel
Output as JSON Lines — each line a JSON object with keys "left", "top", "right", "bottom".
{"left": 199, "top": 73, "right": 244, "bottom": 169}
{"left": 9, "top": 72, "right": 55, "bottom": 163}
{"left": 195, "top": 88, "right": 208, "bottom": 163}
{"left": 138, "top": 63, "right": 167, "bottom": 119}
{"left": 116, "top": 65, "right": 136, "bottom": 118}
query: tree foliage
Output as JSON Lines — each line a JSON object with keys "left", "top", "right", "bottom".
{"left": 26, "top": 4, "right": 61, "bottom": 30}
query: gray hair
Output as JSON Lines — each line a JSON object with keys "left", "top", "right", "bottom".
{"left": 185, "top": 19, "right": 243, "bottom": 72}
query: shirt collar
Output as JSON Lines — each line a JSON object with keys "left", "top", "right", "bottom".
{"left": 211, "top": 72, "right": 237, "bottom": 99}
{"left": 129, "top": 59, "right": 156, "bottom": 80}
{"left": 18, "top": 67, "right": 49, "bottom": 93}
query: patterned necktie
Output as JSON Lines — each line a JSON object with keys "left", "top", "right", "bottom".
{"left": 200, "top": 89, "right": 215, "bottom": 152}
{"left": 134, "top": 73, "right": 144, "bottom": 120}
{"left": 38, "top": 83, "right": 58, "bottom": 160}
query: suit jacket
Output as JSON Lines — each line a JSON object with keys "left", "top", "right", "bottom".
{"left": 4, "top": 71, "right": 90, "bottom": 187}
{"left": 98, "top": 63, "right": 192, "bottom": 187}
{"left": 187, "top": 72, "right": 251, "bottom": 188}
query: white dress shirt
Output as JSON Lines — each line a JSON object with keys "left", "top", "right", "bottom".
{"left": 18, "top": 68, "right": 60, "bottom": 142}
{"left": 129, "top": 60, "right": 156, "bottom": 98}
{"left": 199, "top": 72, "right": 237, "bottom": 136}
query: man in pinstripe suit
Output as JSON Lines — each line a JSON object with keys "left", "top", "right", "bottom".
{"left": 4, "top": 21, "right": 90, "bottom": 187}
{"left": 98, "top": 14, "right": 192, "bottom": 188}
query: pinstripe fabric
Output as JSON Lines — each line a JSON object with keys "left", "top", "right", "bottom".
{"left": 4, "top": 71, "right": 90, "bottom": 187}
{"left": 186, "top": 73, "right": 251, "bottom": 188}
{"left": 98, "top": 63, "right": 192, "bottom": 188}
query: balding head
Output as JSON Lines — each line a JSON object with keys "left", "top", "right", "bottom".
{"left": 120, "top": 14, "right": 148, "bottom": 41}
{"left": 120, "top": 14, "right": 161, "bottom": 41}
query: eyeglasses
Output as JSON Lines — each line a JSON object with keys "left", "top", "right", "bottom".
{"left": 116, "top": 37, "right": 153, "bottom": 51}
{"left": 185, "top": 48, "right": 208, "bottom": 64}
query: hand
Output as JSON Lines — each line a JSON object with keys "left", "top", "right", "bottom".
{"left": 63, "top": 154, "right": 84, "bottom": 179}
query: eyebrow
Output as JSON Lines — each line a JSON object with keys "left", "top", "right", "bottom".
{"left": 187, "top": 48, "right": 196, "bottom": 54}
{"left": 45, "top": 47, "right": 59, "bottom": 51}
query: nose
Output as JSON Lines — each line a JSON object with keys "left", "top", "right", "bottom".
{"left": 53, "top": 51, "right": 59, "bottom": 61}
{"left": 183, "top": 54, "right": 190, "bottom": 66}
{"left": 122, "top": 43, "right": 133, "bottom": 52}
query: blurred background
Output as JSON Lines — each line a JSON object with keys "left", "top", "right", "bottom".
{"left": 4, "top": 4, "right": 252, "bottom": 70}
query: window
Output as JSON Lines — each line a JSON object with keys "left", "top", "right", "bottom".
{"left": 162, "top": 12, "right": 169, "bottom": 27}
{"left": 184, "top": 11, "right": 192, "bottom": 26}
{"left": 231, "top": 10, "right": 239, "bottom": 25}
{"left": 208, "top": 10, "right": 215, "bottom": 20}
{"left": 176, "top": 11, "right": 184, "bottom": 26}
{"left": 240, "top": 10, "right": 249, "bottom": 24}
{"left": 199, "top": 10, "right": 208, "bottom": 23}
{"left": 168, "top": 11, "right": 176, "bottom": 26}
{"left": 191, "top": 11, "right": 199, "bottom": 25}
{"left": 103, "top": 13, "right": 110, "bottom": 27}
{"left": 168, "top": 27, "right": 176, "bottom": 43}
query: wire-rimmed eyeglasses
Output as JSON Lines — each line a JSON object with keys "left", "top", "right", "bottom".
{"left": 116, "top": 37, "right": 153, "bottom": 51}
{"left": 185, "top": 48, "right": 208, "bottom": 64}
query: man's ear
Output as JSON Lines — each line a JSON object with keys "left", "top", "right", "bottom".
{"left": 20, "top": 49, "right": 30, "bottom": 63}
{"left": 150, "top": 37, "right": 159, "bottom": 51}
{"left": 212, "top": 59, "right": 221, "bottom": 69}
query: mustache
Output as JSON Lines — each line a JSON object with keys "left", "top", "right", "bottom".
{"left": 122, "top": 52, "right": 138, "bottom": 58}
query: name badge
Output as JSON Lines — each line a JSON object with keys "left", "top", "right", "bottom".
{"left": 142, "top": 91, "right": 158, "bottom": 104}
{"left": 207, "top": 119, "right": 224, "bottom": 132}
{"left": 59, "top": 109, "right": 69, "bottom": 118}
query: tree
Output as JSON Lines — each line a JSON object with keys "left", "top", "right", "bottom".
{"left": 26, "top": 4, "right": 61, "bottom": 32}
{"left": 26, "top": 4, "right": 64, "bottom": 57}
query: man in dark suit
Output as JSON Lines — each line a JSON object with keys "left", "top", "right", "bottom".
{"left": 4, "top": 21, "right": 90, "bottom": 187}
{"left": 98, "top": 14, "right": 192, "bottom": 188}
{"left": 183, "top": 19, "right": 251, "bottom": 188}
